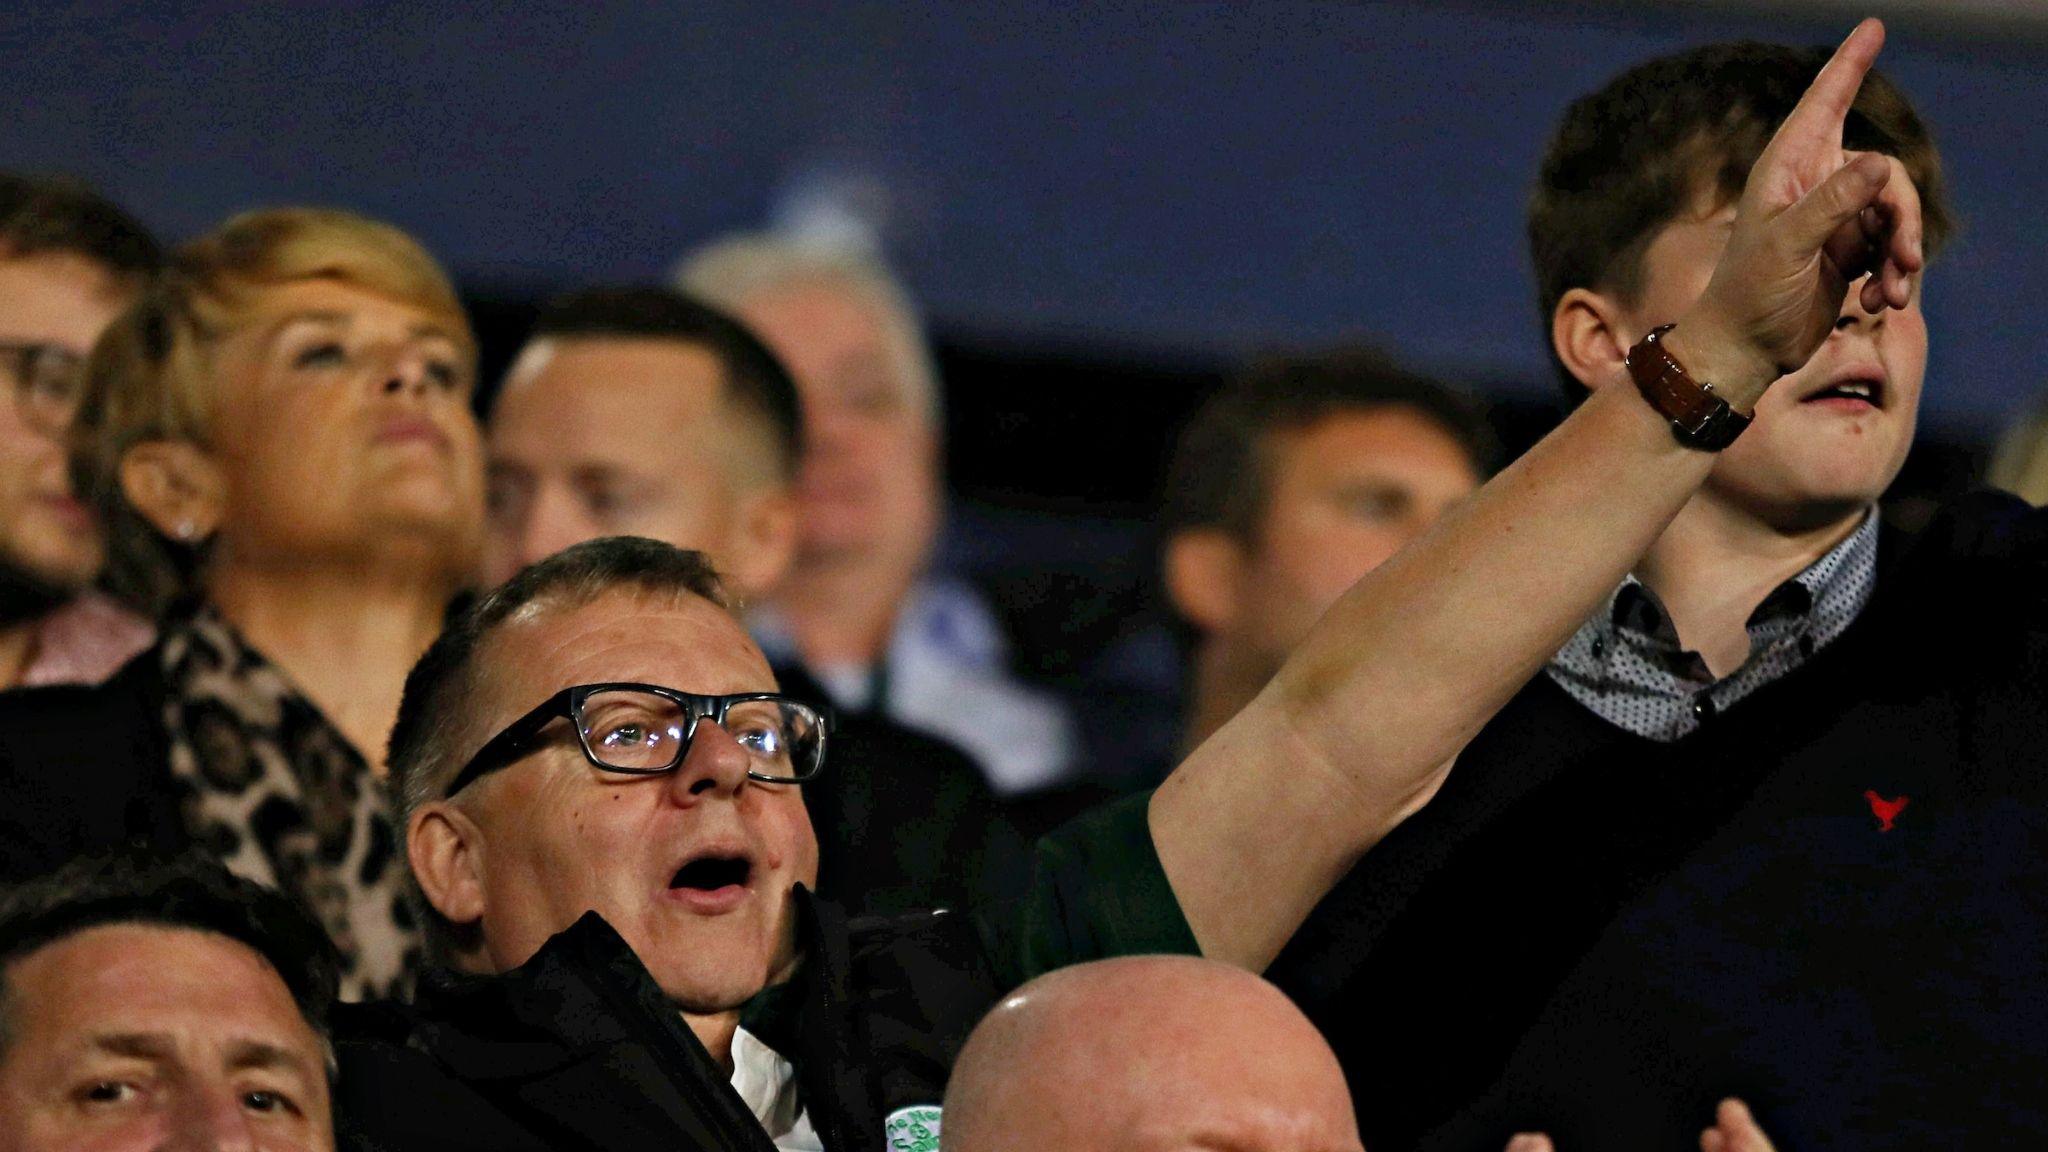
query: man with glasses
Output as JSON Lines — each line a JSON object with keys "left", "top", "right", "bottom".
{"left": 341, "top": 24, "right": 1921, "bottom": 1150}
{"left": 480, "top": 286, "right": 1028, "bottom": 916}
{"left": 0, "top": 174, "right": 160, "bottom": 690}
{"left": 353, "top": 538, "right": 1145, "bottom": 1150}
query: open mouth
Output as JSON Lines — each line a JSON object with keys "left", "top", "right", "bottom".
{"left": 669, "top": 855, "right": 753, "bottom": 893}
{"left": 1802, "top": 376, "right": 1885, "bottom": 409}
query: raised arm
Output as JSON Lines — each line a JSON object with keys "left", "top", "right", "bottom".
{"left": 1152, "top": 18, "right": 1925, "bottom": 969}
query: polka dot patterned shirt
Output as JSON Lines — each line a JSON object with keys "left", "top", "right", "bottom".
{"left": 1545, "top": 509, "right": 1881, "bottom": 743}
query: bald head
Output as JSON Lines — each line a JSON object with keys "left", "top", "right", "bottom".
{"left": 943, "top": 956, "right": 1362, "bottom": 1152}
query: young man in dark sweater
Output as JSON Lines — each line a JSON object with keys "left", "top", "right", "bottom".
{"left": 1265, "top": 29, "right": 2044, "bottom": 1152}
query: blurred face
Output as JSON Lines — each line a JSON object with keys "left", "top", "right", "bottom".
{"left": 206, "top": 279, "right": 484, "bottom": 577}
{"left": 0, "top": 924, "right": 332, "bottom": 1152}
{"left": 1623, "top": 193, "right": 1927, "bottom": 529}
{"left": 484, "top": 338, "right": 764, "bottom": 588}
{"left": 732, "top": 281, "right": 939, "bottom": 569}
{"left": 0, "top": 252, "right": 132, "bottom": 595}
{"left": 1230, "top": 407, "right": 1480, "bottom": 664}
{"left": 442, "top": 589, "right": 818, "bottom": 1012}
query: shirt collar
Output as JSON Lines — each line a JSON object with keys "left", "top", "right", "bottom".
{"left": 1602, "top": 507, "right": 1880, "bottom": 651}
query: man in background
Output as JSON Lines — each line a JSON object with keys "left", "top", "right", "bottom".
{"left": 0, "top": 174, "right": 159, "bottom": 690}
{"left": 677, "top": 237, "right": 1079, "bottom": 798}
{"left": 1161, "top": 349, "right": 1491, "bottom": 755}
{"left": 482, "top": 286, "right": 1027, "bottom": 912}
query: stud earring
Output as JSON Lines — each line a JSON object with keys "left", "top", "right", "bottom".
{"left": 175, "top": 519, "right": 198, "bottom": 542}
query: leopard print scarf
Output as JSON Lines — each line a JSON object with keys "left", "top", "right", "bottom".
{"left": 158, "top": 606, "right": 420, "bottom": 999}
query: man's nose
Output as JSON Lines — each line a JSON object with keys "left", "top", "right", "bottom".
{"left": 165, "top": 1085, "right": 260, "bottom": 1152}
{"left": 665, "top": 718, "right": 753, "bottom": 802}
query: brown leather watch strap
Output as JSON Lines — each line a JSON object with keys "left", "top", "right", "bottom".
{"left": 1625, "top": 324, "right": 1752, "bottom": 451}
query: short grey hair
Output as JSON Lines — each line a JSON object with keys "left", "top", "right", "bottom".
{"left": 674, "top": 232, "right": 943, "bottom": 426}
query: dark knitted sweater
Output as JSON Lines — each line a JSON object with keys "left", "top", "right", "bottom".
{"left": 1267, "top": 492, "right": 2048, "bottom": 1150}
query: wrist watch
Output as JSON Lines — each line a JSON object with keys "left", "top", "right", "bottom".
{"left": 1625, "top": 323, "right": 1752, "bottom": 451}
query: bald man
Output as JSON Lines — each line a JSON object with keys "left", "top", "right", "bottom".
{"left": 942, "top": 956, "right": 1363, "bottom": 1152}
{"left": 942, "top": 957, "right": 1783, "bottom": 1152}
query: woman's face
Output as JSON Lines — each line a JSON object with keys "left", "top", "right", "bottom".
{"left": 206, "top": 278, "right": 485, "bottom": 579}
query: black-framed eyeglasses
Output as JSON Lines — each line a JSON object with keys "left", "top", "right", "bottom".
{"left": 0, "top": 341, "right": 87, "bottom": 436}
{"left": 443, "top": 682, "right": 831, "bottom": 799}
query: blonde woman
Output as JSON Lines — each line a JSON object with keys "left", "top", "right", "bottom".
{"left": 0, "top": 208, "right": 483, "bottom": 997}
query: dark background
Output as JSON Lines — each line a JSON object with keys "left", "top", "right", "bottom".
{"left": 6, "top": 0, "right": 2033, "bottom": 692}
{"left": 10, "top": 0, "right": 2045, "bottom": 438}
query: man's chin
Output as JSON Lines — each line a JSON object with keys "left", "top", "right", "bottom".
{"left": 1740, "top": 480, "right": 1889, "bottom": 535}
{"left": 657, "top": 968, "right": 773, "bottom": 1017}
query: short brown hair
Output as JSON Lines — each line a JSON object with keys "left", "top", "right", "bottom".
{"left": 70, "top": 207, "right": 474, "bottom": 615}
{"left": 0, "top": 853, "right": 341, "bottom": 1067}
{"left": 1162, "top": 347, "right": 1494, "bottom": 541}
{"left": 524, "top": 286, "right": 805, "bottom": 484}
{"left": 0, "top": 173, "right": 160, "bottom": 285}
{"left": 1529, "top": 41, "right": 1953, "bottom": 399}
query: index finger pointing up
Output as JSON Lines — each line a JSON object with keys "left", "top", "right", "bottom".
{"left": 1772, "top": 18, "right": 1887, "bottom": 153}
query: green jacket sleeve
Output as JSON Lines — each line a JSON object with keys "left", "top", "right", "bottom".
{"left": 973, "top": 789, "right": 1201, "bottom": 991}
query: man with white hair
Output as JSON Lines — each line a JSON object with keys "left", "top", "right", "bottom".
{"left": 677, "top": 237, "right": 1080, "bottom": 797}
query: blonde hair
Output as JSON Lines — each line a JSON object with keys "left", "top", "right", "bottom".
{"left": 72, "top": 207, "right": 474, "bottom": 616}
{"left": 674, "top": 233, "right": 942, "bottom": 425}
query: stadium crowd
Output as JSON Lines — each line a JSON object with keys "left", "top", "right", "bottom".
{"left": 0, "top": 17, "right": 2041, "bottom": 1151}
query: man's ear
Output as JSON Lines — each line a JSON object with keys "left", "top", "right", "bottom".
{"left": 1164, "top": 528, "right": 1246, "bottom": 637}
{"left": 408, "top": 803, "right": 488, "bottom": 932}
{"left": 1552, "top": 287, "right": 1637, "bottom": 397}
{"left": 723, "top": 483, "right": 798, "bottom": 603}
{"left": 118, "top": 440, "right": 227, "bottom": 544}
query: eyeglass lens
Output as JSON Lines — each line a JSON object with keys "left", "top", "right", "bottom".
{"left": 2, "top": 344, "right": 86, "bottom": 433}
{"left": 577, "top": 689, "right": 820, "bottom": 779}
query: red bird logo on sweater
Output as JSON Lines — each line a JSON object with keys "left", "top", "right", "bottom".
{"left": 1864, "top": 791, "right": 1909, "bottom": 833}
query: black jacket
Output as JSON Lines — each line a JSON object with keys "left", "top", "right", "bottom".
{"left": 776, "top": 663, "right": 1033, "bottom": 915}
{"left": 335, "top": 889, "right": 1001, "bottom": 1152}
{"left": 0, "top": 648, "right": 187, "bottom": 880}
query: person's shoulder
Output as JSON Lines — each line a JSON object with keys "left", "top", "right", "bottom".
{"left": 0, "top": 643, "right": 164, "bottom": 735}
{"left": 845, "top": 905, "right": 992, "bottom": 970}
{"left": 0, "top": 641, "right": 165, "bottom": 763}
{"left": 1901, "top": 489, "right": 2048, "bottom": 564}
{"left": 1880, "top": 490, "right": 2048, "bottom": 623}
{"left": 792, "top": 895, "right": 1003, "bottom": 1094}
{"left": 334, "top": 1002, "right": 561, "bottom": 1152}
{"left": 0, "top": 645, "right": 174, "bottom": 881}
